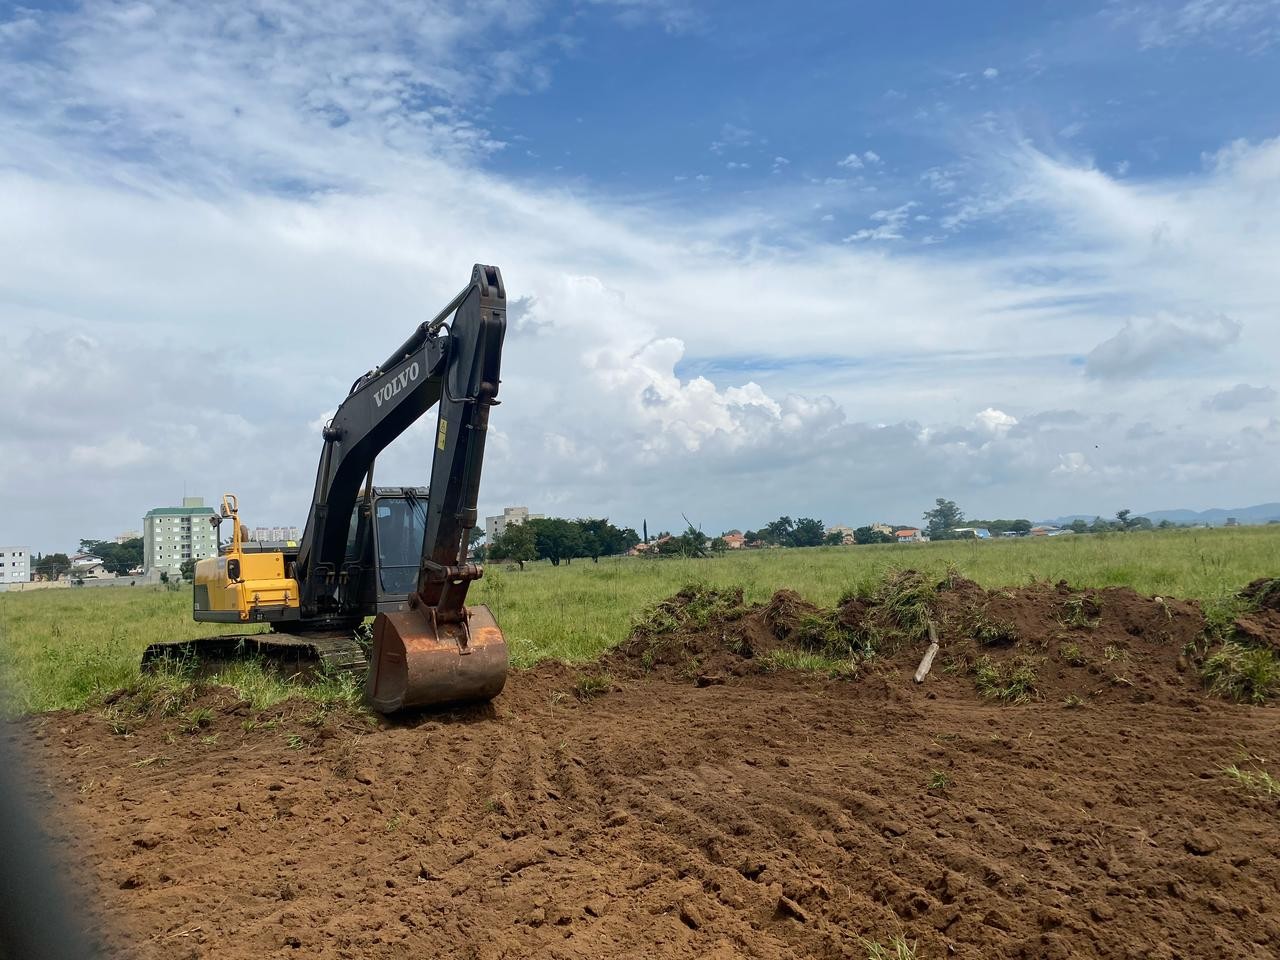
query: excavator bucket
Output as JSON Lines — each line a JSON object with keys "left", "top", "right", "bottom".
{"left": 364, "top": 604, "right": 508, "bottom": 713}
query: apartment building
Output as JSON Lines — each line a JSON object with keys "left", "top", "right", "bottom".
{"left": 0, "top": 546, "right": 30, "bottom": 585}
{"left": 143, "top": 497, "right": 218, "bottom": 574}
{"left": 484, "top": 506, "right": 544, "bottom": 542}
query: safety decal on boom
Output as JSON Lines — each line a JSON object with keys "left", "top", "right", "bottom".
{"left": 437, "top": 418, "right": 448, "bottom": 451}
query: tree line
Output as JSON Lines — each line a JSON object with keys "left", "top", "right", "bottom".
{"left": 485, "top": 518, "right": 640, "bottom": 567}
{"left": 32, "top": 538, "right": 144, "bottom": 580}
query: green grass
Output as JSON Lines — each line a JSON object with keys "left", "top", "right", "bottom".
{"left": 1202, "top": 642, "right": 1280, "bottom": 704}
{"left": 2, "top": 525, "right": 1277, "bottom": 715}
{"left": 1222, "top": 762, "right": 1280, "bottom": 799}
{"left": 858, "top": 934, "right": 919, "bottom": 960}
{"left": 973, "top": 655, "right": 1039, "bottom": 703}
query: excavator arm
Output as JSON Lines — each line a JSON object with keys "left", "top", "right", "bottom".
{"left": 293, "top": 264, "right": 505, "bottom": 632}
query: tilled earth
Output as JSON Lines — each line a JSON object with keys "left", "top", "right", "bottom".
{"left": 14, "top": 579, "right": 1280, "bottom": 960}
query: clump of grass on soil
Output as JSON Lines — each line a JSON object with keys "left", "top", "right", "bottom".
{"left": 969, "top": 609, "right": 1019, "bottom": 646}
{"left": 573, "top": 672, "right": 613, "bottom": 701}
{"left": 858, "top": 935, "right": 919, "bottom": 960}
{"left": 973, "top": 656, "right": 1039, "bottom": 703}
{"left": 631, "top": 583, "right": 744, "bottom": 637}
{"left": 1201, "top": 642, "right": 1280, "bottom": 704}
{"left": 1222, "top": 763, "right": 1279, "bottom": 799}
{"left": 1197, "top": 577, "right": 1280, "bottom": 704}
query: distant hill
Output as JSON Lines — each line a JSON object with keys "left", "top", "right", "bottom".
{"left": 1041, "top": 503, "right": 1280, "bottom": 528}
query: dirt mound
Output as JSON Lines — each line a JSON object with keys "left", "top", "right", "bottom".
{"left": 1242, "top": 578, "right": 1280, "bottom": 612}
{"left": 612, "top": 575, "right": 1227, "bottom": 708}
{"left": 17, "top": 658, "right": 1280, "bottom": 960}
{"left": 1234, "top": 579, "right": 1280, "bottom": 655}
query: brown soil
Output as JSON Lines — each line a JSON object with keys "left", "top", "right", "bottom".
{"left": 1236, "top": 579, "right": 1280, "bottom": 652}
{"left": 14, "top": 579, "right": 1280, "bottom": 960}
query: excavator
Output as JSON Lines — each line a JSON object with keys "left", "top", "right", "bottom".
{"left": 141, "top": 264, "right": 509, "bottom": 714}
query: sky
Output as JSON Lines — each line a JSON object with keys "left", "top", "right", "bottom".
{"left": 1, "top": 0, "right": 1279, "bottom": 552}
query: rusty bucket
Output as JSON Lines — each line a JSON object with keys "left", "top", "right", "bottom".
{"left": 364, "top": 604, "right": 508, "bottom": 713}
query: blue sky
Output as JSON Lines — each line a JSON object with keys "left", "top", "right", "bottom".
{"left": 1, "top": 0, "right": 1279, "bottom": 549}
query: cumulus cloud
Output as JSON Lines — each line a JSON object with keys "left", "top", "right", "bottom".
{"left": 1203, "top": 383, "right": 1277, "bottom": 411}
{"left": 837, "top": 150, "right": 881, "bottom": 170}
{"left": 1085, "top": 312, "right": 1242, "bottom": 379}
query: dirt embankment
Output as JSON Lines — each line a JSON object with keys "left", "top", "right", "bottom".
{"left": 14, "top": 576, "right": 1280, "bottom": 960}
{"left": 608, "top": 573, "right": 1213, "bottom": 707}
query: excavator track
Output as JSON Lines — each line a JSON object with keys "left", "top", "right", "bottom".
{"left": 141, "top": 631, "right": 369, "bottom": 681}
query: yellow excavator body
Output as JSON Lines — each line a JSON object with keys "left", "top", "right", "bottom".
{"left": 191, "top": 496, "right": 301, "bottom": 623}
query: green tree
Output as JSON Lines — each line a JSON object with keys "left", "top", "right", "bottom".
{"left": 573, "top": 519, "right": 639, "bottom": 562}
{"left": 527, "top": 518, "right": 582, "bottom": 566}
{"left": 35, "top": 553, "right": 71, "bottom": 580}
{"left": 488, "top": 523, "right": 537, "bottom": 569}
{"left": 923, "top": 498, "right": 964, "bottom": 537}
{"left": 853, "top": 526, "right": 894, "bottom": 545}
{"left": 1115, "top": 508, "right": 1135, "bottom": 531}
{"left": 1090, "top": 516, "right": 1113, "bottom": 533}
{"left": 1069, "top": 519, "right": 1089, "bottom": 534}
{"left": 791, "top": 517, "right": 826, "bottom": 548}
{"left": 763, "top": 516, "right": 794, "bottom": 546}
{"left": 824, "top": 531, "right": 844, "bottom": 546}
{"left": 180, "top": 559, "right": 196, "bottom": 582}
{"left": 78, "top": 538, "right": 144, "bottom": 576}
{"left": 710, "top": 536, "right": 728, "bottom": 554}
{"left": 657, "top": 524, "right": 709, "bottom": 558}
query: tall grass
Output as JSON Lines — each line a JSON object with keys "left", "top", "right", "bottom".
{"left": 1, "top": 525, "right": 1276, "bottom": 714}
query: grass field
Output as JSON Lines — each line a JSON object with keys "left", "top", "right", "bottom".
{"left": 1, "top": 525, "right": 1276, "bottom": 716}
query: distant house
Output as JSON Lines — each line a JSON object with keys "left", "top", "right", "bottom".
{"left": 721, "top": 532, "right": 746, "bottom": 549}
{"left": 826, "top": 524, "right": 855, "bottom": 545}
{"left": 871, "top": 522, "right": 894, "bottom": 536}
{"left": 70, "top": 553, "right": 109, "bottom": 578}
{"left": 952, "top": 527, "right": 992, "bottom": 540}
{"left": 1029, "top": 525, "right": 1058, "bottom": 537}
{"left": 895, "top": 528, "right": 924, "bottom": 543}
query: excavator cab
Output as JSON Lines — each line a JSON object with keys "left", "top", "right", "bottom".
{"left": 372, "top": 489, "right": 428, "bottom": 600}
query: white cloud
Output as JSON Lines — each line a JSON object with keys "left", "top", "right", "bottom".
{"left": 1086, "top": 312, "right": 1242, "bottom": 379}
{"left": 710, "top": 122, "right": 754, "bottom": 154}
{"left": 975, "top": 408, "right": 1018, "bottom": 435}
{"left": 842, "top": 201, "right": 918, "bottom": 241}
{"left": 1203, "top": 383, "right": 1277, "bottom": 412}
{"left": 982, "top": 67, "right": 999, "bottom": 79}
{"left": 70, "top": 436, "right": 154, "bottom": 469}
{"left": 1119, "top": 0, "right": 1280, "bottom": 51}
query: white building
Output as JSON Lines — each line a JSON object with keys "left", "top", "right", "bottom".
{"left": 484, "top": 506, "right": 544, "bottom": 542}
{"left": 143, "top": 497, "right": 219, "bottom": 575}
{"left": 70, "top": 553, "right": 109, "bottom": 578}
{"left": 0, "top": 546, "right": 30, "bottom": 585}
{"left": 252, "top": 526, "right": 300, "bottom": 543}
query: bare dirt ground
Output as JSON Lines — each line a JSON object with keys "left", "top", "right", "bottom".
{"left": 14, "top": 580, "right": 1280, "bottom": 960}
